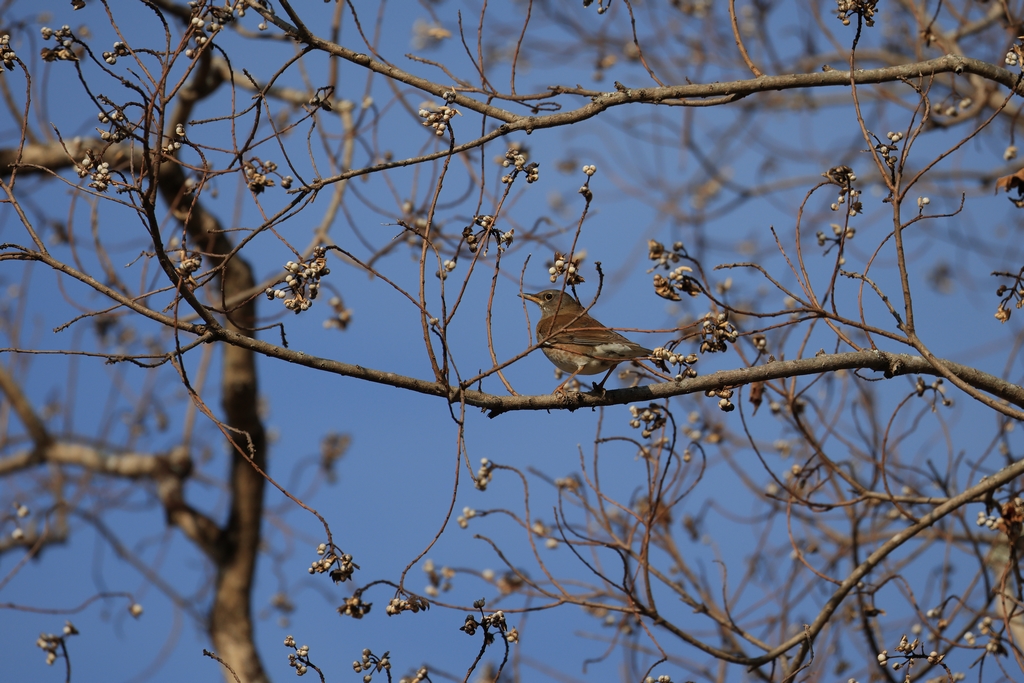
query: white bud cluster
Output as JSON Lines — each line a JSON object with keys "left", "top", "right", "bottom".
{"left": 180, "top": 3, "right": 234, "bottom": 57}
{"left": 824, "top": 166, "right": 860, "bottom": 215}
{"left": 976, "top": 509, "right": 1000, "bottom": 529}
{"left": 265, "top": 247, "right": 331, "bottom": 313}
{"left": 284, "top": 636, "right": 311, "bottom": 677}
{"left": 501, "top": 147, "right": 540, "bottom": 184}
{"left": 87, "top": 161, "right": 112, "bottom": 192}
{"left": 419, "top": 105, "right": 461, "bottom": 136}
{"left": 628, "top": 403, "right": 667, "bottom": 438}
{"left": 436, "top": 258, "right": 456, "bottom": 281}
{"left": 835, "top": 0, "right": 876, "bottom": 27}
{"left": 816, "top": 222, "right": 856, "bottom": 248}
{"left": 308, "top": 546, "right": 357, "bottom": 583}
{"left": 175, "top": 251, "right": 202, "bottom": 281}
{"left": 245, "top": 158, "right": 278, "bottom": 194}
{"left": 398, "top": 667, "right": 430, "bottom": 683}
{"left": 36, "top": 622, "right": 77, "bottom": 666}
{"left": 38, "top": 25, "right": 76, "bottom": 62}
{"left": 96, "top": 106, "right": 130, "bottom": 142}
{"left": 650, "top": 347, "right": 698, "bottom": 368}
{"left": 460, "top": 609, "right": 517, "bottom": 642}
{"left": 547, "top": 251, "right": 585, "bottom": 285}
{"left": 385, "top": 594, "right": 429, "bottom": 615}
{"left": 457, "top": 506, "right": 476, "bottom": 529}
{"left": 0, "top": 34, "right": 16, "bottom": 71}
{"left": 474, "top": 457, "right": 494, "bottom": 491}
{"left": 102, "top": 41, "right": 130, "bottom": 65}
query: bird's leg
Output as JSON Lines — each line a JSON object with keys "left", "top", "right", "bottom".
{"left": 553, "top": 366, "right": 586, "bottom": 394}
{"left": 589, "top": 367, "right": 616, "bottom": 395}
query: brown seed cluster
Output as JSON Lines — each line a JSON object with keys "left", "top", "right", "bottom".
{"left": 648, "top": 240, "right": 701, "bottom": 300}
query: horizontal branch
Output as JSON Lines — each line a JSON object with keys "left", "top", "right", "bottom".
{"left": 197, "top": 327, "right": 1024, "bottom": 416}
{"left": 0, "top": 442, "right": 189, "bottom": 478}
{"left": 290, "top": 16, "right": 1014, "bottom": 125}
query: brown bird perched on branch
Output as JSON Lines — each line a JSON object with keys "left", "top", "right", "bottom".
{"left": 521, "top": 289, "right": 652, "bottom": 393}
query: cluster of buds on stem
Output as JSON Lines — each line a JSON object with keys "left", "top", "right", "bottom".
{"left": 835, "top": 0, "right": 877, "bottom": 26}
{"left": 650, "top": 346, "right": 699, "bottom": 381}
{"left": 323, "top": 295, "right": 353, "bottom": 331}
{"left": 873, "top": 130, "right": 903, "bottom": 169}
{"left": 385, "top": 593, "right": 430, "bottom": 616}
{"left": 308, "top": 542, "right": 358, "bottom": 583}
{"left": 398, "top": 666, "right": 430, "bottom": 683}
{"left": 457, "top": 506, "right": 476, "bottom": 529}
{"left": 174, "top": 249, "right": 203, "bottom": 289}
{"left": 501, "top": 147, "right": 539, "bottom": 184}
{"left": 436, "top": 257, "right": 456, "bottom": 281}
{"left": 823, "top": 165, "right": 862, "bottom": 216}
{"left": 816, "top": 222, "right": 855, "bottom": 251}
{"left": 579, "top": 164, "right": 597, "bottom": 200}
{"left": 648, "top": 240, "right": 701, "bottom": 300}
{"left": 306, "top": 86, "right": 334, "bottom": 113}
{"left": 993, "top": 268, "right": 1024, "bottom": 322}
{"left": 547, "top": 251, "right": 585, "bottom": 285}
{"left": 243, "top": 157, "right": 279, "bottom": 195}
{"left": 1007, "top": 36, "right": 1024, "bottom": 67}
{"left": 265, "top": 246, "right": 331, "bottom": 313}
{"left": 699, "top": 311, "right": 738, "bottom": 353}
{"left": 421, "top": 558, "right": 455, "bottom": 597}
{"left": 75, "top": 149, "right": 116, "bottom": 192}
{"left": 96, "top": 103, "right": 131, "bottom": 142}
{"left": 877, "top": 633, "right": 948, "bottom": 675}
{"left": 283, "top": 635, "right": 315, "bottom": 677}
{"left": 183, "top": 4, "right": 231, "bottom": 58}
{"left": 628, "top": 403, "right": 666, "bottom": 438}
{"left": 419, "top": 104, "right": 460, "bottom": 136}
{"left": 460, "top": 601, "right": 519, "bottom": 645}
{"left": 705, "top": 386, "right": 735, "bottom": 412}
{"left": 474, "top": 457, "right": 494, "bottom": 490}
{"left": 461, "top": 215, "right": 514, "bottom": 256}
{"left": 0, "top": 34, "right": 17, "bottom": 70}
{"left": 39, "top": 25, "right": 78, "bottom": 62}
{"left": 975, "top": 496, "right": 1024, "bottom": 536}
{"left": 36, "top": 622, "right": 77, "bottom": 666}
{"left": 101, "top": 41, "right": 130, "bottom": 65}
{"left": 352, "top": 648, "right": 391, "bottom": 682}
{"left": 963, "top": 616, "right": 1006, "bottom": 654}
{"left": 337, "top": 595, "right": 372, "bottom": 619}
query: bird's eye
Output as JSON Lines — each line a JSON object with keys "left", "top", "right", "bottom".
{"left": 544, "top": 293, "right": 553, "bottom": 301}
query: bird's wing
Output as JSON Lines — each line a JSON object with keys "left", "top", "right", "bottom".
{"left": 590, "top": 342, "right": 652, "bottom": 360}
{"left": 543, "top": 332, "right": 651, "bottom": 360}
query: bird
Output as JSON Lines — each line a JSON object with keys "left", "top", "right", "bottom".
{"left": 521, "top": 289, "right": 652, "bottom": 393}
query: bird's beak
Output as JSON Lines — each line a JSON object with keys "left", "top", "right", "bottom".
{"left": 519, "top": 292, "right": 541, "bottom": 304}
